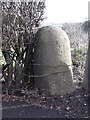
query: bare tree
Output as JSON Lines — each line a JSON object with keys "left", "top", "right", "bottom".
{"left": 1, "top": 1, "right": 45, "bottom": 94}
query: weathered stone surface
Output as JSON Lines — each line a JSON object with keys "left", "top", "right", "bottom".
{"left": 33, "top": 26, "right": 74, "bottom": 95}
{"left": 83, "top": 35, "right": 90, "bottom": 92}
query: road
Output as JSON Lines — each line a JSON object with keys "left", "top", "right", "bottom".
{"left": 2, "top": 100, "right": 63, "bottom": 118}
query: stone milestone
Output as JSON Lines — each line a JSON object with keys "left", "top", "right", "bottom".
{"left": 33, "top": 26, "right": 74, "bottom": 95}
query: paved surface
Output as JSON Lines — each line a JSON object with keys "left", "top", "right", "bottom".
{"left": 1, "top": 88, "right": 88, "bottom": 118}
{"left": 2, "top": 100, "right": 63, "bottom": 118}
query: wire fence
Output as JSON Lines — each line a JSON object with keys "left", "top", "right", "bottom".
{"left": 22, "top": 63, "right": 73, "bottom": 78}
{"left": 0, "top": 63, "right": 73, "bottom": 80}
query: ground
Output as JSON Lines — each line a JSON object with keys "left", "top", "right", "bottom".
{"left": 1, "top": 84, "right": 89, "bottom": 118}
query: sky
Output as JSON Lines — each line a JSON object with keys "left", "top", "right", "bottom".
{"left": 42, "top": 0, "right": 89, "bottom": 24}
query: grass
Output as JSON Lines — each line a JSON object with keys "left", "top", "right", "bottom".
{"left": 71, "top": 47, "right": 88, "bottom": 66}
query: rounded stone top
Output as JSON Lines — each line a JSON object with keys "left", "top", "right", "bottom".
{"left": 37, "top": 26, "right": 65, "bottom": 33}
{"left": 35, "top": 26, "right": 69, "bottom": 42}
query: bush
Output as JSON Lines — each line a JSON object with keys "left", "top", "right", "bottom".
{"left": 1, "top": 1, "right": 46, "bottom": 94}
